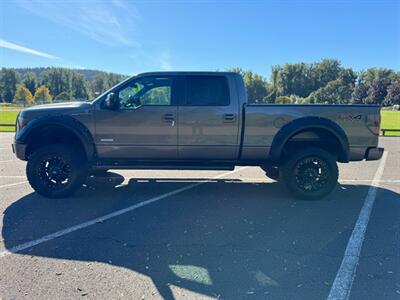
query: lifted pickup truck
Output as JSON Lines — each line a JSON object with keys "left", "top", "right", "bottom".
{"left": 13, "top": 72, "right": 383, "bottom": 200}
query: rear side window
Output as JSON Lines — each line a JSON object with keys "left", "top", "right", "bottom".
{"left": 185, "top": 76, "right": 230, "bottom": 106}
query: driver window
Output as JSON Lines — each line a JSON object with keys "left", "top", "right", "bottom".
{"left": 118, "top": 77, "right": 172, "bottom": 109}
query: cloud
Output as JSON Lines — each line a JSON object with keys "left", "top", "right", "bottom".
{"left": 16, "top": 0, "right": 141, "bottom": 47}
{"left": 0, "top": 39, "right": 58, "bottom": 59}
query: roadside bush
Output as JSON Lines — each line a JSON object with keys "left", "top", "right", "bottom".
{"left": 275, "top": 96, "right": 292, "bottom": 104}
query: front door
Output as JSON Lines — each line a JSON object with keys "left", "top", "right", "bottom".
{"left": 95, "top": 76, "right": 178, "bottom": 159}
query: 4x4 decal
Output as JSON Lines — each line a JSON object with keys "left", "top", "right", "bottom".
{"left": 336, "top": 114, "right": 362, "bottom": 121}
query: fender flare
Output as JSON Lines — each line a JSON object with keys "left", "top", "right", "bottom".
{"left": 16, "top": 115, "right": 96, "bottom": 160}
{"left": 269, "top": 116, "right": 349, "bottom": 162}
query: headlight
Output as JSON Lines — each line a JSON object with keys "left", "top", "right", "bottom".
{"left": 17, "top": 115, "right": 28, "bottom": 131}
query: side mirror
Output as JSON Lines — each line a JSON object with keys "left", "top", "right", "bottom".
{"left": 103, "top": 93, "right": 119, "bottom": 110}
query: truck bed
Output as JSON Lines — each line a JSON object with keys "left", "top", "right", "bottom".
{"left": 241, "top": 104, "right": 381, "bottom": 161}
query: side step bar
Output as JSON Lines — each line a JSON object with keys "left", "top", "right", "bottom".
{"left": 92, "top": 161, "right": 236, "bottom": 171}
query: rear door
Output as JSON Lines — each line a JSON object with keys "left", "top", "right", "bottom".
{"left": 178, "top": 75, "right": 240, "bottom": 160}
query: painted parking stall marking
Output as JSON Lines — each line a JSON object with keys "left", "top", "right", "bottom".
{"left": 327, "top": 151, "right": 388, "bottom": 300}
{"left": 0, "top": 167, "right": 247, "bottom": 258}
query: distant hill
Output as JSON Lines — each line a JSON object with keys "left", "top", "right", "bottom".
{"left": 14, "top": 67, "right": 126, "bottom": 81}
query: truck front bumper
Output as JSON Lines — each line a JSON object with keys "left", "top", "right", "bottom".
{"left": 12, "top": 141, "right": 27, "bottom": 161}
{"left": 365, "top": 147, "right": 384, "bottom": 161}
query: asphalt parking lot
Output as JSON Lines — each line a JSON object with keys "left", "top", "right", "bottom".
{"left": 0, "top": 132, "right": 399, "bottom": 300}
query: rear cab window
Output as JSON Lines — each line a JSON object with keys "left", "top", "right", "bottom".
{"left": 184, "top": 76, "right": 230, "bottom": 106}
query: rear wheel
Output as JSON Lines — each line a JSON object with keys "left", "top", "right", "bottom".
{"left": 27, "top": 144, "right": 88, "bottom": 198}
{"left": 280, "top": 147, "right": 338, "bottom": 200}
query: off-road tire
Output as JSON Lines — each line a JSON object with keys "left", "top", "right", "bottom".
{"left": 280, "top": 147, "right": 338, "bottom": 200}
{"left": 27, "top": 144, "right": 88, "bottom": 198}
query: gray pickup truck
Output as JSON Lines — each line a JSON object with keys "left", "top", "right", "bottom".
{"left": 12, "top": 71, "right": 383, "bottom": 200}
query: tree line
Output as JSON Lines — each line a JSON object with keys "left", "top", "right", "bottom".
{"left": 229, "top": 59, "right": 399, "bottom": 105}
{"left": 0, "top": 67, "right": 127, "bottom": 105}
{"left": 0, "top": 59, "right": 399, "bottom": 105}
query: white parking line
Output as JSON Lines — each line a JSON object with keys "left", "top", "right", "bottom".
{"left": 0, "top": 167, "right": 247, "bottom": 258}
{"left": 0, "top": 181, "right": 28, "bottom": 189}
{"left": 240, "top": 177, "right": 399, "bottom": 183}
{"left": 341, "top": 179, "right": 399, "bottom": 183}
{"left": 327, "top": 151, "right": 388, "bottom": 300}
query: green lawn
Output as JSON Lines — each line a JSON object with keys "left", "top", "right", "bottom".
{"left": 0, "top": 105, "right": 24, "bottom": 110}
{"left": 0, "top": 110, "right": 19, "bottom": 132}
{"left": 0, "top": 108, "right": 399, "bottom": 135}
{"left": 381, "top": 110, "right": 400, "bottom": 136}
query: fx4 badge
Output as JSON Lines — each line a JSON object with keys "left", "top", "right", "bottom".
{"left": 336, "top": 114, "right": 363, "bottom": 121}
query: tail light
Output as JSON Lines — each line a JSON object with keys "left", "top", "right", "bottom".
{"left": 366, "top": 113, "right": 381, "bottom": 135}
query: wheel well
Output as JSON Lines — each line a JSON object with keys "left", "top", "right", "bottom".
{"left": 25, "top": 125, "right": 86, "bottom": 159}
{"left": 281, "top": 128, "right": 347, "bottom": 162}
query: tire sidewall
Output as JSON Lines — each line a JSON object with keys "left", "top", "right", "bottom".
{"left": 281, "top": 147, "right": 338, "bottom": 200}
{"left": 27, "top": 144, "right": 87, "bottom": 198}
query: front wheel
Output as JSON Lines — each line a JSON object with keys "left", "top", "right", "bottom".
{"left": 27, "top": 144, "right": 88, "bottom": 198}
{"left": 280, "top": 147, "right": 338, "bottom": 200}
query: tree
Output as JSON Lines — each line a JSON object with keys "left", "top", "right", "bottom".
{"left": 54, "top": 91, "right": 71, "bottom": 101}
{"left": 23, "top": 72, "right": 36, "bottom": 95}
{"left": 384, "top": 80, "right": 400, "bottom": 106}
{"left": 338, "top": 68, "right": 357, "bottom": 86}
{"left": 0, "top": 68, "right": 20, "bottom": 102}
{"left": 307, "top": 79, "right": 354, "bottom": 104}
{"left": 71, "top": 73, "right": 90, "bottom": 100}
{"left": 91, "top": 73, "right": 108, "bottom": 96}
{"left": 270, "top": 63, "right": 312, "bottom": 98}
{"left": 310, "top": 59, "right": 342, "bottom": 90}
{"left": 34, "top": 85, "right": 52, "bottom": 103}
{"left": 40, "top": 68, "right": 72, "bottom": 97}
{"left": 358, "top": 68, "right": 397, "bottom": 86}
{"left": 91, "top": 72, "right": 126, "bottom": 97}
{"left": 351, "top": 83, "right": 368, "bottom": 104}
{"left": 268, "top": 59, "right": 346, "bottom": 101}
{"left": 242, "top": 71, "right": 269, "bottom": 103}
{"left": 365, "top": 78, "right": 392, "bottom": 105}
{"left": 226, "top": 68, "right": 269, "bottom": 103}
{"left": 13, "top": 83, "right": 34, "bottom": 105}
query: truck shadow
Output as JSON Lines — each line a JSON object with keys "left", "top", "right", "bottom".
{"left": 2, "top": 172, "right": 400, "bottom": 299}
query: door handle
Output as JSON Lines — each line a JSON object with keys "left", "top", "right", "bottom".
{"left": 223, "top": 114, "right": 236, "bottom": 122}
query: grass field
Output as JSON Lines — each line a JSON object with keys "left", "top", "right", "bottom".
{"left": 0, "top": 108, "right": 399, "bottom": 135}
{"left": 0, "top": 110, "right": 19, "bottom": 132}
{"left": 0, "top": 106, "right": 23, "bottom": 110}
{"left": 381, "top": 110, "right": 400, "bottom": 136}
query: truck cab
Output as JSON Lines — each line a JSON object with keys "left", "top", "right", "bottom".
{"left": 94, "top": 72, "right": 243, "bottom": 161}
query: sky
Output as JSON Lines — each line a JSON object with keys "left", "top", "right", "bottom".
{"left": 0, "top": 0, "right": 399, "bottom": 78}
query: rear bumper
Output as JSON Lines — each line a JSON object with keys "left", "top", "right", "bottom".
{"left": 12, "top": 141, "right": 27, "bottom": 160}
{"left": 365, "top": 147, "right": 384, "bottom": 161}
